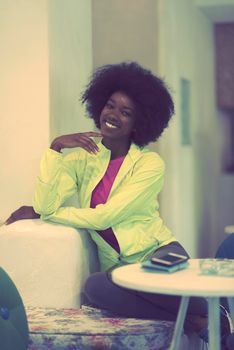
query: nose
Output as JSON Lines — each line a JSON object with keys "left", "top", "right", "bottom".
{"left": 108, "top": 107, "right": 120, "bottom": 120}
{"left": 109, "top": 113, "right": 118, "bottom": 121}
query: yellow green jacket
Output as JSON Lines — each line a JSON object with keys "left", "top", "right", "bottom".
{"left": 33, "top": 142, "right": 176, "bottom": 271}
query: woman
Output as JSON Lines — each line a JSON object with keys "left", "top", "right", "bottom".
{"left": 6, "top": 62, "right": 231, "bottom": 348}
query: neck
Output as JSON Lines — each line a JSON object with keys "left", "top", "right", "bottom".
{"left": 102, "top": 137, "right": 131, "bottom": 160}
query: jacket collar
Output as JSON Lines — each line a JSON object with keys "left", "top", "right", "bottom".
{"left": 96, "top": 141, "right": 144, "bottom": 196}
{"left": 97, "top": 140, "right": 142, "bottom": 163}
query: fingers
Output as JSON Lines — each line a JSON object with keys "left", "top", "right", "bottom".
{"left": 80, "top": 132, "right": 102, "bottom": 153}
{"left": 51, "top": 131, "right": 103, "bottom": 153}
{"left": 4, "top": 206, "right": 39, "bottom": 225}
{"left": 5, "top": 213, "right": 17, "bottom": 225}
{"left": 5, "top": 217, "right": 14, "bottom": 225}
{"left": 78, "top": 135, "right": 100, "bottom": 154}
{"left": 84, "top": 131, "right": 102, "bottom": 138}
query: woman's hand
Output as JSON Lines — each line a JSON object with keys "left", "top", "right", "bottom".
{"left": 5, "top": 206, "right": 40, "bottom": 225}
{"left": 50, "top": 132, "right": 102, "bottom": 153}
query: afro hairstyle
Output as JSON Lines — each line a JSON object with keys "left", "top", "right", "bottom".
{"left": 81, "top": 62, "right": 174, "bottom": 147}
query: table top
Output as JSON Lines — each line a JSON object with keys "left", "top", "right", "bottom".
{"left": 224, "top": 225, "right": 234, "bottom": 234}
{"left": 111, "top": 259, "right": 234, "bottom": 297}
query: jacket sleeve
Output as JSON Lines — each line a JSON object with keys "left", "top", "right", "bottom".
{"left": 33, "top": 149, "right": 79, "bottom": 215}
{"left": 39, "top": 153, "right": 165, "bottom": 230}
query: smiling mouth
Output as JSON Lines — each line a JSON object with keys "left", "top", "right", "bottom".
{"left": 105, "top": 121, "right": 119, "bottom": 129}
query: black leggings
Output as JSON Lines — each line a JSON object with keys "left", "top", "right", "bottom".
{"left": 84, "top": 242, "right": 208, "bottom": 329}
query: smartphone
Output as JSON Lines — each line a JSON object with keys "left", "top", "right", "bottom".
{"left": 150, "top": 252, "right": 188, "bottom": 267}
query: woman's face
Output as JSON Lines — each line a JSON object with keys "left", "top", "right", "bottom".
{"left": 100, "top": 91, "right": 137, "bottom": 143}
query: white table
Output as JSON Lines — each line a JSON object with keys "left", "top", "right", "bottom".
{"left": 111, "top": 259, "right": 234, "bottom": 350}
{"left": 225, "top": 225, "right": 234, "bottom": 234}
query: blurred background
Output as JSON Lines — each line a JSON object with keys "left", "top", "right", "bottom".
{"left": 1, "top": 0, "right": 234, "bottom": 258}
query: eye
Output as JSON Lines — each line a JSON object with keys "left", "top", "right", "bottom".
{"left": 105, "top": 101, "right": 113, "bottom": 109}
{"left": 122, "top": 110, "right": 132, "bottom": 117}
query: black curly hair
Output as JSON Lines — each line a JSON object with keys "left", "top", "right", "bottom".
{"left": 81, "top": 62, "right": 174, "bottom": 147}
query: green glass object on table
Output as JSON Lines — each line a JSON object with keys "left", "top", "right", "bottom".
{"left": 199, "top": 258, "right": 234, "bottom": 277}
{"left": 0, "top": 267, "right": 28, "bottom": 350}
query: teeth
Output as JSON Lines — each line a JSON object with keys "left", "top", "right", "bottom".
{"left": 106, "top": 121, "right": 118, "bottom": 129}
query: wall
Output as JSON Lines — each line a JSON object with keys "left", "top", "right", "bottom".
{"left": 0, "top": 0, "right": 93, "bottom": 221}
{"left": 48, "top": 0, "right": 93, "bottom": 139}
{"left": 0, "top": 0, "right": 49, "bottom": 220}
{"left": 92, "top": 0, "right": 159, "bottom": 71}
{"left": 157, "top": 0, "right": 220, "bottom": 256}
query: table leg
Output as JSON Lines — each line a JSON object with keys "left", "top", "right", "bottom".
{"left": 169, "top": 296, "right": 189, "bottom": 350}
{"left": 227, "top": 297, "right": 234, "bottom": 327}
{"left": 208, "top": 297, "right": 221, "bottom": 350}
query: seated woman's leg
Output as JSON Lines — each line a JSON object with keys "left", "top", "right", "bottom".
{"left": 85, "top": 242, "right": 232, "bottom": 347}
{"left": 84, "top": 270, "right": 208, "bottom": 330}
{"left": 84, "top": 242, "right": 207, "bottom": 330}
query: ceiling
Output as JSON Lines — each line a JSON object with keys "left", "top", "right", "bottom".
{"left": 195, "top": 0, "right": 234, "bottom": 22}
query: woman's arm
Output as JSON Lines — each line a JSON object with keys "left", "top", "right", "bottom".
{"left": 5, "top": 132, "right": 102, "bottom": 224}
{"left": 40, "top": 153, "right": 165, "bottom": 230}
{"left": 33, "top": 132, "right": 102, "bottom": 216}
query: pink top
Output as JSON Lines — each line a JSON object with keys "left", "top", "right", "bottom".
{"left": 90, "top": 156, "right": 125, "bottom": 253}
